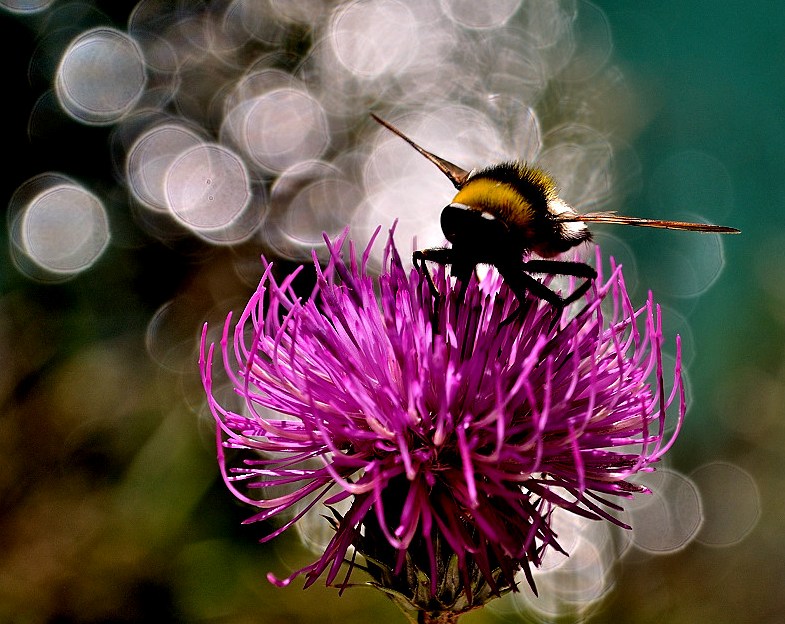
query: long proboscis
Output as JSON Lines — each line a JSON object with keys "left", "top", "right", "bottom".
{"left": 558, "top": 212, "right": 741, "bottom": 234}
{"left": 370, "top": 113, "right": 470, "bottom": 189}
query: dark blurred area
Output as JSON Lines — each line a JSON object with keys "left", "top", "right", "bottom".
{"left": 1, "top": 1, "right": 783, "bottom": 623}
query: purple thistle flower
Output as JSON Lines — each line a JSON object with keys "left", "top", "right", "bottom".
{"left": 199, "top": 226, "right": 685, "bottom": 621}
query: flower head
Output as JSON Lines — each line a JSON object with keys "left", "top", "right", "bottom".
{"left": 199, "top": 227, "right": 685, "bottom": 618}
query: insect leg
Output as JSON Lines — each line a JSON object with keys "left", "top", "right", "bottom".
{"left": 413, "top": 247, "right": 457, "bottom": 331}
{"left": 521, "top": 259, "right": 597, "bottom": 305}
{"left": 497, "top": 262, "right": 567, "bottom": 326}
{"left": 413, "top": 247, "right": 453, "bottom": 299}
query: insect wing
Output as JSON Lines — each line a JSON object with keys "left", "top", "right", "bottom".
{"left": 558, "top": 211, "right": 740, "bottom": 234}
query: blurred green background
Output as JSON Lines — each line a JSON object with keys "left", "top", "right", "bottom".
{"left": 1, "top": 1, "right": 782, "bottom": 623}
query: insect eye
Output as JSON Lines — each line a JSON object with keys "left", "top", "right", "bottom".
{"left": 441, "top": 203, "right": 507, "bottom": 245}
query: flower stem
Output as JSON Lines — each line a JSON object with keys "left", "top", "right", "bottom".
{"left": 418, "top": 612, "right": 460, "bottom": 624}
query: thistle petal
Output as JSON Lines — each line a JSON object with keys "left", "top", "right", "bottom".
{"left": 200, "top": 229, "right": 685, "bottom": 615}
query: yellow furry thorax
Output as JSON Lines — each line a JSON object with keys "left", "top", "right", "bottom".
{"left": 451, "top": 177, "right": 534, "bottom": 227}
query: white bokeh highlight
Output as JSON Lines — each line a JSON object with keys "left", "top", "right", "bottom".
{"left": 127, "top": 123, "right": 205, "bottom": 212}
{"left": 55, "top": 28, "right": 146, "bottom": 125}
{"left": 493, "top": 506, "right": 627, "bottom": 621}
{"left": 627, "top": 469, "right": 703, "bottom": 554}
{"left": 691, "top": 462, "right": 761, "bottom": 547}
{"left": 0, "top": 0, "right": 53, "bottom": 13}
{"left": 8, "top": 174, "right": 110, "bottom": 280}
{"left": 440, "top": 0, "right": 522, "bottom": 30}
{"left": 222, "top": 87, "right": 329, "bottom": 174}
{"left": 329, "top": 0, "right": 419, "bottom": 79}
{"left": 164, "top": 143, "right": 252, "bottom": 232}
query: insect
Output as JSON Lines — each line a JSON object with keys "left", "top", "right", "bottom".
{"left": 371, "top": 113, "right": 739, "bottom": 318}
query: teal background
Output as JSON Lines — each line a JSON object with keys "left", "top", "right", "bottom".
{"left": 595, "top": 3, "right": 783, "bottom": 622}
{"left": 1, "top": 1, "right": 783, "bottom": 622}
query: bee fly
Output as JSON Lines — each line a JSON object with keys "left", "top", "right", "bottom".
{"left": 371, "top": 113, "right": 739, "bottom": 319}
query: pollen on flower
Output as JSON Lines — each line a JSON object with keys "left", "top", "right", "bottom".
{"left": 199, "top": 225, "right": 685, "bottom": 617}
